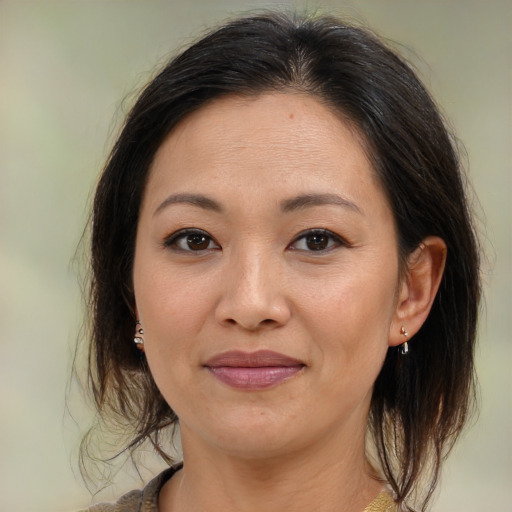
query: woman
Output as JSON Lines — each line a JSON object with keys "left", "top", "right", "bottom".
{"left": 80, "top": 11, "right": 480, "bottom": 512}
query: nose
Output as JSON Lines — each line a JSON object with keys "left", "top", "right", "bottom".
{"left": 214, "top": 248, "right": 291, "bottom": 331}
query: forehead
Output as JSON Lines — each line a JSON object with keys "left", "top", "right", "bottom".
{"left": 145, "top": 92, "right": 385, "bottom": 212}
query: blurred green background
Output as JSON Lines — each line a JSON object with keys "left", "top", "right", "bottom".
{"left": 1, "top": 1, "right": 510, "bottom": 511}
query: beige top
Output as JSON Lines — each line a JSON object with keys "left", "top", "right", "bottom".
{"left": 79, "top": 466, "right": 398, "bottom": 512}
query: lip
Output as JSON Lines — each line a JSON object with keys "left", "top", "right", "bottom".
{"left": 203, "top": 350, "right": 306, "bottom": 390}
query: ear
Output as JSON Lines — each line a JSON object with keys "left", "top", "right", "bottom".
{"left": 389, "top": 236, "right": 447, "bottom": 347}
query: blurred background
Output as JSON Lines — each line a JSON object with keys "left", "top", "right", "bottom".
{"left": 0, "top": 1, "right": 510, "bottom": 511}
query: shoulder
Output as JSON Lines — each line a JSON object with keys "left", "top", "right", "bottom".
{"left": 76, "top": 465, "right": 180, "bottom": 512}
{"left": 76, "top": 488, "right": 142, "bottom": 512}
{"left": 77, "top": 487, "right": 145, "bottom": 512}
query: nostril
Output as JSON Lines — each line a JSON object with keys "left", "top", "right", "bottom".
{"left": 221, "top": 317, "right": 277, "bottom": 329}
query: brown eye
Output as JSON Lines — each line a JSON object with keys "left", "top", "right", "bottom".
{"left": 305, "top": 233, "right": 329, "bottom": 251}
{"left": 289, "top": 229, "right": 346, "bottom": 252}
{"left": 186, "top": 233, "right": 210, "bottom": 250}
{"left": 165, "top": 229, "right": 220, "bottom": 252}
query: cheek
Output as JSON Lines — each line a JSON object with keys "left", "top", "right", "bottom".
{"left": 296, "top": 262, "right": 398, "bottom": 331}
{"left": 295, "top": 258, "right": 398, "bottom": 373}
{"left": 133, "top": 264, "right": 204, "bottom": 383}
{"left": 136, "top": 255, "right": 212, "bottom": 328}
{"left": 139, "top": 284, "right": 204, "bottom": 413}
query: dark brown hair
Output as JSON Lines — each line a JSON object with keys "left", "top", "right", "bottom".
{"left": 84, "top": 11, "right": 480, "bottom": 511}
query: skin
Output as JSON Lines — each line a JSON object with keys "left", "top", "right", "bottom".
{"left": 133, "top": 92, "right": 446, "bottom": 512}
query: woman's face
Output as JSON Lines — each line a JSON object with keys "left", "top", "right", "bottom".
{"left": 133, "top": 93, "right": 403, "bottom": 458}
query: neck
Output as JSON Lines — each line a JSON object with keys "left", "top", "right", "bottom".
{"left": 160, "top": 427, "right": 384, "bottom": 512}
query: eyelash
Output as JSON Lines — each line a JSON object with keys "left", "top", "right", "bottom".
{"left": 288, "top": 229, "right": 348, "bottom": 252}
{"left": 164, "top": 229, "right": 220, "bottom": 252}
{"left": 163, "top": 228, "right": 348, "bottom": 253}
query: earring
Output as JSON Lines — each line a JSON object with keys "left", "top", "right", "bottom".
{"left": 400, "top": 326, "right": 409, "bottom": 355}
{"left": 134, "top": 320, "right": 145, "bottom": 352}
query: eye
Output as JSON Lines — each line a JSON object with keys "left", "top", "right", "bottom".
{"left": 289, "top": 229, "right": 346, "bottom": 252}
{"left": 164, "top": 229, "right": 220, "bottom": 252}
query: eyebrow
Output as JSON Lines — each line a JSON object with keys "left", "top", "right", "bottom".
{"left": 154, "top": 193, "right": 223, "bottom": 216}
{"left": 280, "top": 193, "right": 362, "bottom": 214}
{"left": 153, "top": 192, "right": 362, "bottom": 217}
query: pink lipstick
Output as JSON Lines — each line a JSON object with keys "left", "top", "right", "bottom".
{"left": 204, "top": 350, "right": 305, "bottom": 390}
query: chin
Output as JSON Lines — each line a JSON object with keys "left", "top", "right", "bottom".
{"left": 182, "top": 403, "right": 308, "bottom": 458}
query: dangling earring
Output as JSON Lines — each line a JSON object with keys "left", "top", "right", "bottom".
{"left": 134, "top": 320, "right": 145, "bottom": 352}
{"left": 400, "top": 326, "right": 409, "bottom": 355}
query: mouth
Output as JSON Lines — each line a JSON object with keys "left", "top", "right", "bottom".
{"left": 203, "top": 350, "right": 306, "bottom": 390}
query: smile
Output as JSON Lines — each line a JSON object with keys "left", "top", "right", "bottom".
{"left": 203, "top": 350, "right": 306, "bottom": 390}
